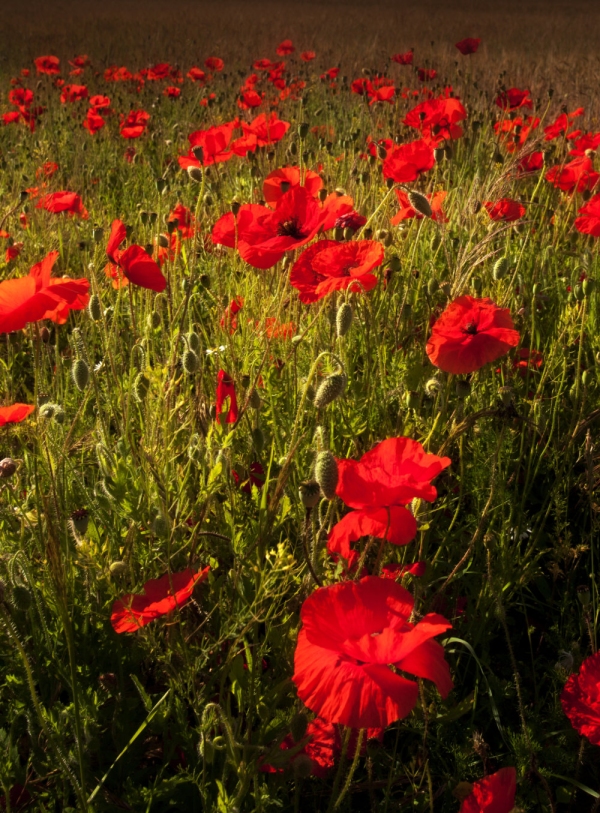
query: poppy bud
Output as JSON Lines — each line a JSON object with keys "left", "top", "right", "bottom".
{"left": 360, "top": 171, "right": 370, "bottom": 184}
{"left": 408, "top": 190, "right": 432, "bottom": 218}
{"left": 293, "top": 754, "right": 314, "bottom": 779}
{"left": 200, "top": 735, "right": 214, "bottom": 764}
{"left": 444, "top": 144, "right": 453, "bottom": 160}
{"left": 299, "top": 480, "right": 321, "bottom": 509}
{"left": 53, "top": 405, "right": 66, "bottom": 424}
{"left": 109, "top": 561, "right": 128, "bottom": 578}
{"left": 427, "top": 278, "right": 439, "bottom": 296}
{"left": 583, "top": 278, "right": 596, "bottom": 296}
{"left": 315, "top": 451, "right": 338, "bottom": 500}
{"left": 203, "top": 193, "right": 214, "bottom": 207}
{"left": 187, "top": 332, "right": 200, "bottom": 353}
{"left": 248, "top": 389, "right": 261, "bottom": 410}
{"left": 498, "top": 386, "right": 513, "bottom": 407}
{"left": 363, "top": 227, "right": 373, "bottom": 240}
{"left": 39, "top": 326, "right": 50, "bottom": 343}
{"left": 336, "top": 303, "right": 353, "bottom": 337}
{"left": 72, "top": 359, "right": 90, "bottom": 392}
{"left": 140, "top": 211, "right": 149, "bottom": 225}
{"left": 133, "top": 372, "right": 150, "bottom": 402}
{"left": 152, "top": 512, "right": 170, "bottom": 538}
{"left": 343, "top": 227, "right": 354, "bottom": 241}
{"left": 314, "top": 372, "right": 347, "bottom": 409}
{"left": 582, "top": 370, "right": 591, "bottom": 386}
{"left": 148, "top": 311, "right": 161, "bottom": 329}
{"left": 434, "top": 147, "right": 445, "bottom": 163}
{"left": 298, "top": 122, "right": 310, "bottom": 139}
{"left": 577, "top": 585, "right": 591, "bottom": 606}
{"left": 0, "top": 458, "right": 17, "bottom": 478}
{"left": 333, "top": 227, "right": 344, "bottom": 241}
{"left": 456, "top": 379, "right": 471, "bottom": 398}
{"left": 405, "top": 390, "right": 420, "bottom": 410}
{"left": 11, "top": 585, "right": 32, "bottom": 612}
{"left": 199, "top": 273, "right": 210, "bottom": 288}
{"left": 187, "top": 166, "right": 203, "bottom": 183}
{"left": 182, "top": 349, "right": 200, "bottom": 374}
{"left": 280, "top": 181, "right": 291, "bottom": 194}
{"left": 192, "top": 145, "right": 204, "bottom": 163}
{"left": 39, "top": 403, "right": 56, "bottom": 419}
{"left": 231, "top": 201, "right": 241, "bottom": 216}
{"left": 156, "top": 178, "right": 168, "bottom": 194}
{"left": 158, "top": 233, "right": 170, "bottom": 248}
{"left": 251, "top": 426, "right": 265, "bottom": 452}
{"left": 425, "top": 377, "right": 441, "bottom": 396}
{"left": 88, "top": 294, "right": 102, "bottom": 321}
{"left": 318, "top": 188, "right": 328, "bottom": 203}
{"left": 70, "top": 508, "right": 89, "bottom": 535}
{"left": 492, "top": 257, "right": 509, "bottom": 281}
{"left": 288, "top": 142, "right": 298, "bottom": 156}
{"left": 471, "top": 276, "right": 483, "bottom": 295}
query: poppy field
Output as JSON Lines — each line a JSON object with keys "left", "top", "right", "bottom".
{"left": 2, "top": 6, "right": 600, "bottom": 811}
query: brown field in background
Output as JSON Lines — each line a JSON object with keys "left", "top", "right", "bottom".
{"left": 3, "top": 0, "right": 600, "bottom": 109}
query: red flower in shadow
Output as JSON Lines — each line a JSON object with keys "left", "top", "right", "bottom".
{"left": 459, "top": 767, "right": 517, "bottom": 813}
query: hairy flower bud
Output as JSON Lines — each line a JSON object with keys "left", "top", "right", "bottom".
{"left": 88, "top": 294, "right": 102, "bottom": 321}
{"left": 492, "top": 257, "right": 509, "bottom": 281}
{"left": 408, "top": 190, "right": 432, "bottom": 218}
{"left": 314, "top": 372, "right": 347, "bottom": 409}
{"left": 187, "top": 331, "right": 201, "bottom": 353}
{"left": 72, "top": 358, "right": 90, "bottom": 391}
{"left": 109, "top": 561, "right": 128, "bottom": 578}
{"left": 315, "top": 451, "right": 338, "bottom": 499}
{"left": 133, "top": 372, "right": 150, "bottom": 402}
{"left": 336, "top": 303, "right": 353, "bottom": 337}
{"left": 11, "top": 585, "right": 32, "bottom": 612}
{"left": 299, "top": 479, "right": 321, "bottom": 509}
{"left": 187, "top": 166, "right": 203, "bottom": 183}
{"left": 182, "top": 349, "right": 200, "bottom": 374}
{"left": 132, "top": 344, "right": 145, "bottom": 372}
{"left": 152, "top": 512, "right": 170, "bottom": 538}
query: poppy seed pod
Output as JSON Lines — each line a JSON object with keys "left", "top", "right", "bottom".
{"left": 72, "top": 359, "right": 90, "bottom": 391}
{"left": 203, "top": 193, "right": 214, "bottom": 207}
{"left": 158, "top": 233, "right": 170, "bottom": 248}
{"left": 377, "top": 144, "right": 388, "bottom": 160}
{"left": 39, "top": 403, "right": 56, "bottom": 419}
{"left": 389, "top": 255, "right": 401, "bottom": 272}
{"left": 187, "top": 166, "right": 203, "bottom": 183}
{"left": 407, "top": 190, "right": 432, "bottom": 218}
{"left": 434, "top": 147, "right": 445, "bottom": 163}
{"left": 53, "top": 405, "right": 66, "bottom": 424}
{"left": 0, "top": 458, "right": 17, "bottom": 478}
{"left": 336, "top": 303, "right": 353, "bottom": 337}
{"left": 298, "top": 122, "right": 310, "bottom": 139}
{"left": 109, "top": 561, "right": 128, "bottom": 578}
{"left": 492, "top": 257, "right": 509, "bottom": 281}
{"left": 314, "top": 372, "right": 347, "bottom": 409}
{"left": 88, "top": 294, "right": 102, "bottom": 321}
{"left": 577, "top": 585, "right": 591, "bottom": 606}
{"left": 133, "top": 372, "right": 150, "bottom": 403}
{"left": 187, "top": 332, "right": 201, "bottom": 353}
{"left": 192, "top": 145, "right": 204, "bottom": 163}
{"left": 315, "top": 450, "right": 338, "bottom": 499}
{"left": 231, "top": 201, "right": 241, "bottom": 216}
{"left": 290, "top": 711, "right": 309, "bottom": 742}
{"left": 182, "top": 349, "right": 199, "bottom": 374}
{"left": 299, "top": 480, "right": 321, "bottom": 509}
{"left": 318, "top": 188, "right": 328, "bottom": 203}
{"left": 92, "top": 227, "right": 104, "bottom": 243}
{"left": 70, "top": 508, "right": 89, "bottom": 535}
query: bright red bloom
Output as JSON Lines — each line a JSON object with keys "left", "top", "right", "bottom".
{"left": 5, "top": 242, "right": 23, "bottom": 262}
{"left": 36, "top": 191, "right": 88, "bottom": 219}
{"left": 89, "top": 94, "right": 110, "bottom": 109}
{"left": 69, "top": 55, "right": 90, "bottom": 69}
{"left": 493, "top": 116, "right": 539, "bottom": 153}
{"left": 104, "top": 219, "right": 167, "bottom": 292}
{"left": 569, "top": 132, "right": 600, "bottom": 156}
{"left": 260, "top": 717, "right": 336, "bottom": 777}
{"left": 164, "top": 86, "right": 181, "bottom": 98}
{"left": 382, "top": 139, "right": 435, "bottom": 183}
{"left": 205, "top": 56, "right": 224, "bottom": 71}
{"left": 187, "top": 67, "right": 206, "bottom": 83}
{"left": 391, "top": 51, "right": 413, "bottom": 65}
{"left": 483, "top": 199, "right": 526, "bottom": 222}
{"left": 276, "top": 39, "right": 294, "bottom": 56}
{"left": 561, "top": 651, "right": 600, "bottom": 745}
{"left": 426, "top": 296, "right": 520, "bottom": 375}
{"left": 179, "top": 120, "right": 237, "bottom": 168}
{"left": 301, "top": 51, "right": 316, "bottom": 62}
{"left": 517, "top": 151, "right": 544, "bottom": 175}
{"left": 544, "top": 107, "right": 585, "bottom": 141}
{"left": 83, "top": 108, "right": 105, "bottom": 134}
{"left": 238, "top": 89, "right": 264, "bottom": 110}
{"left": 391, "top": 190, "right": 448, "bottom": 224}
{"left": 120, "top": 109, "right": 150, "bottom": 139}
{"left": 381, "top": 562, "right": 427, "bottom": 580}
{"left": 368, "top": 83, "right": 395, "bottom": 105}
{"left": 263, "top": 167, "right": 323, "bottom": 208}
{"left": 168, "top": 203, "right": 197, "bottom": 239}
{"left": 293, "top": 576, "right": 453, "bottom": 729}
{"left": 212, "top": 186, "right": 332, "bottom": 270}
{"left": 60, "top": 84, "right": 88, "bottom": 104}
{"left": 290, "top": 239, "right": 382, "bottom": 304}
{"left": 513, "top": 348, "right": 543, "bottom": 377}
{"left": 455, "top": 38, "right": 480, "bottom": 55}
{"left": 111, "top": 567, "right": 209, "bottom": 634}
{"left": 459, "top": 768, "right": 517, "bottom": 813}
{"left": 220, "top": 296, "right": 244, "bottom": 333}
{"left": 404, "top": 97, "right": 466, "bottom": 142}
{"left": 241, "top": 112, "right": 290, "bottom": 147}
{"left": 495, "top": 88, "right": 532, "bottom": 111}
{"left": 575, "top": 193, "right": 600, "bottom": 236}
{"left": 34, "top": 55, "right": 60, "bottom": 76}
{"left": 328, "top": 438, "right": 450, "bottom": 565}
{"left": 36, "top": 161, "right": 58, "bottom": 179}
{"left": 216, "top": 370, "right": 238, "bottom": 423}
{"left": 321, "top": 67, "right": 340, "bottom": 81}
{"left": 0, "top": 251, "right": 89, "bottom": 333}
{"left": 546, "top": 156, "right": 600, "bottom": 194}
{"left": 8, "top": 88, "right": 34, "bottom": 107}
{"left": 0, "top": 404, "right": 35, "bottom": 426}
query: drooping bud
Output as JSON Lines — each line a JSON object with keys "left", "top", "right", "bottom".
{"left": 314, "top": 451, "right": 338, "bottom": 499}
{"left": 182, "top": 349, "right": 200, "bottom": 374}
{"left": 53, "top": 406, "right": 65, "bottom": 425}
{"left": 11, "top": 585, "right": 32, "bottom": 611}
{"left": 72, "top": 359, "right": 90, "bottom": 391}
{"left": 152, "top": 512, "right": 170, "bottom": 538}
{"left": 109, "top": 561, "right": 128, "bottom": 578}
{"left": 408, "top": 190, "right": 432, "bottom": 218}
{"left": 492, "top": 257, "right": 509, "bottom": 281}
{"left": 70, "top": 508, "right": 89, "bottom": 535}
{"left": 187, "top": 331, "right": 201, "bottom": 353}
{"left": 299, "top": 480, "right": 321, "bottom": 509}
{"left": 314, "top": 372, "right": 347, "bottom": 409}
{"left": 148, "top": 311, "right": 161, "bottom": 329}
{"left": 0, "top": 458, "right": 17, "bottom": 478}
{"left": 427, "top": 278, "right": 439, "bottom": 296}
{"left": 336, "top": 303, "right": 353, "bottom": 337}
{"left": 88, "top": 294, "right": 102, "bottom": 321}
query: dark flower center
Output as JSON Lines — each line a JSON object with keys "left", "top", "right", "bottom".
{"left": 462, "top": 321, "right": 478, "bottom": 335}
{"left": 277, "top": 217, "right": 305, "bottom": 239}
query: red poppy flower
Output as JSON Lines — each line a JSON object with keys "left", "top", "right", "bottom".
{"left": 575, "top": 193, "right": 600, "bottom": 236}
{"left": 293, "top": 576, "right": 453, "bottom": 729}
{"left": 220, "top": 296, "right": 244, "bottom": 333}
{"left": 391, "top": 190, "right": 448, "bottom": 224}
{"left": 391, "top": 51, "right": 413, "bottom": 65}
{"left": 404, "top": 97, "right": 467, "bottom": 142}
{"left": 426, "top": 296, "right": 520, "bottom": 375}
{"left": 167, "top": 203, "right": 197, "bottom": 240}
{"left": 120, "top": 110, "right": 150, "bottom": 139}
{"left": 544, "top": 107, "right": 585, "bottom": 141}
{"left": 495, "top": 88, "right": 532, "bottom": 111}
{"left": 36, "top": 191, "right": 88, "bottom": 219}
{"left": 561, "top": 651, "right": 600, "bottom": 744}
{"left": 328, "top": 437, "right": 450, "bottom": 565}
{"left": 69, "top": 55, "right": 90, "bottom": 69}
{"left": 187, "top": 67, "right": 206, "bottom": 83}
{"left": 238, "top": 89, "right": 264, "bottom": 110}
{"left": 517, "top": 151, "right": 544, "bottom": 175}
{"left": 368, "top": 83, "right": 395, "bottom": 105}
{"left": 35, "top": 161, "right": 58, "bottom": 179}
{"left": 263, "top": 167, "right": 323, "bottom": 208}
{"left": 212, "top": 186, "right": 332, "bottom": 270}
{"left": 493, "top": 116, "right": 539, "bottom": 153}
{"left": 60, "top": 84, "right": 88, "bottom": 104}
{"left": 295, "top": 239, "right": 383, "bottom": 304}
{"left": 106, "top": 220, "right": 167, "bottom": 291}
{"left": 232, "top": 461, "right": 265, "bottom": 493}
{"left": 216, "top": 370, "right": 238, "bottom": 423}
{"left": 513, "top": 348, "right": 543, "bottom": 377}
{"left": 417, "top": 68, "right": 437, "bottom": 82}
{"left": 334, "top": 210, "right": 367, "bottom": 232}
{"left": 0, "top": 251, "right": 89, "bottom": 333}
{"left": 260, "top": 717, "right": 336, "bottom": 777}
{"left": 301, "top": 51, "right": 316, "bottom": 62}
{"left": 381, "top": 562, "right": 427, "bottom": 580}
{"left": 164, "top": 86, "right": 181, "bottom": 98}
{"left": 111, "top": 567, "right": 209, "bottom": 634}
{"left": 455, "top": 38, "right": 481, "bottom": 55}
{"left": 205, "top": 56, "right": 224, "bottom": 71}
{"left": 276, "top": 39, "right": 294, "bottom": 56}
{"left": 546, "top": 156, "right": 600, "bottom": 194}
{"left": 569, "top": 132, "right": 600, "bottom": 157}
{"left": 483, "top": 199, "right": 526, "bottom": 222}
{"left": 34, "top": 55, "right": 60, "bottom": 76}
{"left": 459, "top": 767, "right": 517, "bottom": 813}
{"left": 321, "top": 67, "right": 340, "bottom": 81}
{"left": 88, "top": 94, "right": 110, "bottom": 110}
{"left": 83, "top": 108, "right": 105, "bottom": 135}
{"left": 0, "top": 403, "right": 35, "bottom": 426}
{"left": 5, "top": 242, "right": 23, "bottom": 262}
{"left": 179, "top": 120, "right": 237, "bottom": 168}
{"left": 241, "top": 112, "right": 290, "bottom": 147}
{"left": 382, "top": 139, "right": 435, "bottom": 183}
{"left": 8, "top": 88, "right": 34, "bottom": 107}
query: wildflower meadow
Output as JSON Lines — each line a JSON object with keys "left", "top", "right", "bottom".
{"left": 1, "top": 5, "right": 600, "bottom": 810}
